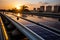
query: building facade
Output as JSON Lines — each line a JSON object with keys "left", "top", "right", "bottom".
{"left": 46, "top": 6, "right": 52, "bottom": 12}
{"left": 40, "top": 6, "right": 44, "bottom": 12}
{"left": 53, "top": 6, "right": 60, "bottom": 13}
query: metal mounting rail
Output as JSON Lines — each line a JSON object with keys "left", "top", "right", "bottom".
{"left": 0, "top": 17, "right": 9, "bottom": 40}
{"left": 1, "top": 13, "right": 44, "bottom": 40}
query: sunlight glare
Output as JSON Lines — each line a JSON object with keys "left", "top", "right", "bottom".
{"left": 17, "top": 13, "right": 20, "bottom": 16}
{"left": 16, "top": 6, "right": 20, "bottom": 9}
{"left": 16, "top": 4, "right": 23, "bottom": 10}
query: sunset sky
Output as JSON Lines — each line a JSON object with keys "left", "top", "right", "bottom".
{"left": 0, "top": 0, "right": 60, "bottom": 10}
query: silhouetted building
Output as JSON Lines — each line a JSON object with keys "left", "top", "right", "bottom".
{"left": 53, "top": 6, "right": 60, "bottom": 13}
{"left": 33, "top": 4, "right": 60, "bottom": 13}
{"left": 37, "top": 8, "right": 40, "bottom": 12}
{"left": 33, "top": 8, "right": 36, "bottom": 11}
{"left": 46, "top": 6, "right": 52, "bottom": 12}
{"left": 40, "top": 6, "right": 44, "bottom": 12}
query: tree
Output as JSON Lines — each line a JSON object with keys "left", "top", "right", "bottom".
{"left": 12, "top": 8, "right": 18, "bottom": 13}
{"left": 20, "top": 5, "right": 28, "bottom": 12}
{"left": 11, "top": 5, "right": 29, "bottom": 13}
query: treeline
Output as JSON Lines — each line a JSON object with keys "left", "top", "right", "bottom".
{"left": 0, "top": 5, "right": 30, "bottom": 13}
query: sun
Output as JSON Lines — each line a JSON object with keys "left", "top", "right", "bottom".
{"left": 16, "top": 6, "right": 20, "bottom": 9}
{"left": 16, "top": 4, "right": 23, "bottom": 10}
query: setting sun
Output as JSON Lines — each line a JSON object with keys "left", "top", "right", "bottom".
{"left": 16, "top": 6, "right": 20, "bottom": 9}
{"left": 16, "top": 4, "right": 23, "bottom": 10}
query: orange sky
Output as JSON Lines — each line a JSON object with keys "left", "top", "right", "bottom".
{"left": 0, "top": 0, "right": 60, "bottom": 10}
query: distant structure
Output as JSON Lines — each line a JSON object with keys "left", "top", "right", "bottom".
{"left": 34, "top": 2, "right": 60, "bottom": 13}
{"left": 40, "top": 6, "right": 44, "bottom": 12}
{"left": 45, "top": 4, "right": 60, "bottom": 13}
{"left": 33, "top": 8, "right": 37, "bottom": 12}
{"left": 46, "top": 6, "right": 52, "bottom": 12}
{"left": 53, "top": 6, "right": 60, "bottom": 13}
{"left": 37, "top": 8, "right": 40, "bottom": 12}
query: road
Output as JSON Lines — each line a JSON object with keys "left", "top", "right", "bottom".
{"left": 5, "top": 13, "right": 60, "bottom": 40}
